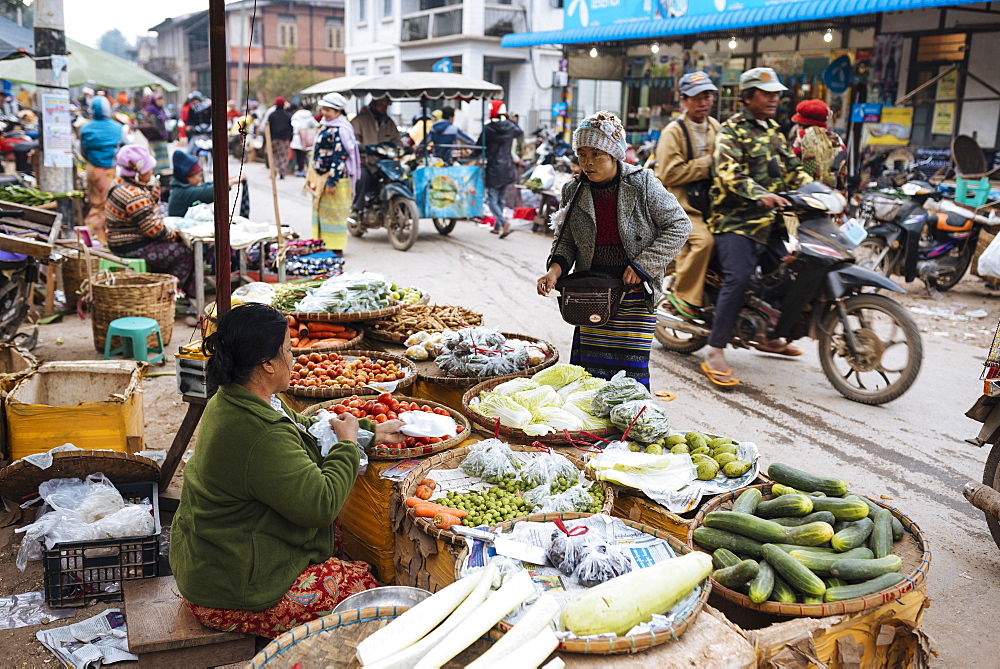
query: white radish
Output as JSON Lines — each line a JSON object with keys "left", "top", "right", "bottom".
{"left": 481, "top": 627, "right": 559, "bottom": 669}
{"left": 541, "top": 658, "right": 565, "bottom": 669}
{"left": 414, "top": 569, "right": 536, "bottom": 669}
{"left": 364, "top": 564, "right": 497, "bottom": 669}
{"left": 355, "top": 571, "right": 481, "bottom": 666}
{"left": 464, "top": 593, "right": 560, "bottom": 669}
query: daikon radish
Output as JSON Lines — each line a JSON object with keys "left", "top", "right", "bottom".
{"left": 355, "top": 571, "right": 482, "bottom": 666}
{"left": 541, "top": 658, "right": 565, "bottom": 669}
{"left": 481, "top": 627, "right": 559, "bottom": 669}
{"left": 364, "top": 564, "right": 497, "bottom": 669}
{"left": 414, "top": 569, "right": 536, "bottom": 669}
{"left": 464, "top": 593, "right": 560, "bottom": 669}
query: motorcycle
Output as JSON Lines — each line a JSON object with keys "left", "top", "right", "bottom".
{"left": 657, "top": 182, "right": 923, "bottom": 405}
{"left": 347, "top": 144, "right": 420, "bottom": 252}
{"left": 188, "top": 123, "right": 213, "bottom": 174}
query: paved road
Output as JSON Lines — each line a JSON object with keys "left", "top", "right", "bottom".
{"left": 234, "top": 158, "right": 996, "bottom": 666}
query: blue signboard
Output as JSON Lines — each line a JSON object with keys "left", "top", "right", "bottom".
{"left": 432, "top": 58, "right": 453, "bottom": 73}
{"left": 551, "top": 102, "right": 567, "bottom": 118}
{"left": 850, "top": 103, "right": 882, "bottom": 123}
{"left": 565, "top": 0, "right": 811, "bottom": 29}
{"left": 414, "top": 166, "right": 484, "bottom": 219}
{"left": 823, "top": 55, "right": 852, "bottom": 94}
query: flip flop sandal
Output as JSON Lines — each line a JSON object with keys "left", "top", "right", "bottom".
{"left": 666, "top": 293, "right": 700, "bottom": 321}
{"left": 700, "top": 362, "right": 740, "bottom": 388}
{"left": 754, "top": 343, "right": 804, "bottom": 357}
{"left": 654, "top": 390, "right": 676, "bottom": 401}
{"left": 499, "top": 229, "right": 513, "bottom": 239}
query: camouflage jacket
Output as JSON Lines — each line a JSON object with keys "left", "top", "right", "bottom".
{"left": 709, "top": 112, "right": 812, "bottom": 243}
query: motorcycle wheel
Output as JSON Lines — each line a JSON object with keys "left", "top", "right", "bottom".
{"left": 433, "top": 218, "right": 457, "bottom": 235}
{"left": 853, "top": 237, "right": 892, "bottom": 276}
{"left": 817, "top": 294, "right": 922, "bottom": 405}
{"left": 387, "top": 196, "right": 419, "bottom": 251}
{"left": 654, "top": 298, "right": 708, "bottom": 353}
{"left": 347, "top": 216, "right": 365, "bottom": 238}
{"left": 929, "top": 244, "right": 973, "bottom": 292}
{"left": 982, "top": 442, "right": 1000, "bottom": 550}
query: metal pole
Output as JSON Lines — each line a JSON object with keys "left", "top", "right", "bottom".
{"left": 209, "top": 0, "right": 231, "bottom": 315}
{"left": 34, "top": 0, "right": 75, "bottom": 227}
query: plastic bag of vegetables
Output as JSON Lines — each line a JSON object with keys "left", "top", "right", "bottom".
{"left": 591, "top": 371, "right": 652, "bottom": 417}
{"left": 573, "top": 541, "right": 634, "bottom": 587}
{"left": 459, "top": 439, "right": 522, "bottom": 483}
{"left": 609, "top": 399, "right": 670, "bottom": 443}
{"left": 536, "top": 476, "right": 599, "bottom": 514}
{"left": 517, "top": 451, "right": 579, "bottom": 490}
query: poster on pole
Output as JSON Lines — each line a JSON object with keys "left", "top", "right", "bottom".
{"left": 41, "top": 91, "right": 74, "bottom": 168}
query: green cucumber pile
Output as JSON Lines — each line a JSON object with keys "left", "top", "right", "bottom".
{"left": 693, "top": 463, "right": 909, "bottom": 605}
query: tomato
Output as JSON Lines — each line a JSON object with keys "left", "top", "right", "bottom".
{"left": 306, "top": 353, "right": 320, "bottom": 363}
{"left": 433, "top": 407, "right": 450, "bottom": 416}
{"left": 377, "top": 392, "right": 393, "bottom": 405}
{"left": 348, "top": 399, "right": 363, "bottom": 409}
{"left": 351, "top": 409, "right": 364, "bottom": 418}
{"left": 332, "top": 404, "right": 348, "bottom": 415}
{"left": 371, "top": 403, "right": 387, "bottom": 415}
{"left": 386, "top": 411, "right": 397, "bottom": 420}
{"left": 363, "top": 400, "right": 375, "bottom": 411}
{"left": 427, "top": 437, "right": 442, "bottom": 444}
{"left": 387, "top": 399, "right": 399, "bottom": 411}
{"left": 374, "top": 414, "right": 388, "bottom": 424}
{"left": 306, "top": 361, "right": 317, "bottom": 371}
{"left": 374, "top": 374, "right": 386, "bottom": 382}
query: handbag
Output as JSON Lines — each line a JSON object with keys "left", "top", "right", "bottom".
{"left": 555, "top": 271, "right": 627, "bottom": 327}
{"left": 675, "top": 120, "right": 713, "bottom": 219}
{"left": 136, "top": 113, "right": 164, "bottom": 142}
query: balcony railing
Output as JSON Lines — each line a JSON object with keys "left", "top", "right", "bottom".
{"left": 484, "top": 4, "right": 525, "bottom": 37}
{"left": 401, "top": 6, "right": 463, "bottom": 41}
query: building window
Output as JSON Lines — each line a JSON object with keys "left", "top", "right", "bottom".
{"left": 380, "top": 65, "right": 391, "bottom": 75}
{"left": 358, "top": 0, "right": 367, "bottom": 23}
{"left": 325, "top": 18, "right": 343, "bottom": 50}
{"left": 278, "top": 15, "right": 297, "bottom": 47}
{"left": 354, "top": 64, "right": 367, "bottom": 76}
{"left": 383, "top": 0, "right": 392, "bottom": 18}
{"left": 250, "top": 17, "right": 262, "bottom": 46}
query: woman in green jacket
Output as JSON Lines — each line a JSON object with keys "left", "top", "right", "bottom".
{"left": 169, "top": 303, "right": 404, "bottom": 637}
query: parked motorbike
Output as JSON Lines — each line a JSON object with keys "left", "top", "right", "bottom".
{"left": 188, "top": 122, "right": 213, "bottom": 173}
{"left": 657, "top": 182, "right": 923, "bottom": 405}
{"left": 348, "top": 144, "right": 420, "bottom": 251}
{"left": 964, "top": 372, "right": 1000, "bottom": 551}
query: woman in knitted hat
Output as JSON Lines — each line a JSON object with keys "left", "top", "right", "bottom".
{"left": 789, "top": 99, "right": 846, "bottom": 189}
{"left": 168, "top": 149, "right": 242, "bottom": 218}
{"left": 105, "top": 144, "right": 197, "bottom": 298}
{"left": 537, "top": 111, "right": 692, "bottom": 387}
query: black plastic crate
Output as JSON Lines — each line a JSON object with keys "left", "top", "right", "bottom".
{"left": 42, "top": 481, "right": 161, "bottom": 608}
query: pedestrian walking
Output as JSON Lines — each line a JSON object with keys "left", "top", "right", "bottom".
{"left": 536, "top": 111, "right": 691, "bottom": 387}
{"left": 310, "top": 93, "right": 360, "bottom": 254}
{"left": 478, "top": 100, "right": 523, "bottom": 238}
{"left": 79, "top": 96, "right": 125, "bottom": 245}
{"left": 267, "top": 97, "right": 293, "bottom": 179}
{"left": 142, "top": 94, "right": 171, "bottom": 176}
{"left": 290, "top": 103, "right": 319, "bottom": 177}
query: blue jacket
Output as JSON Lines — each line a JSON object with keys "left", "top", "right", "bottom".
{"left": 422, "top": 119, "right": 476, "bottom": 162}
{"left": 79, "top": 98, "right": 123, "bottom": 168}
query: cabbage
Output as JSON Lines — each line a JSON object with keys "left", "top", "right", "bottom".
{"left": 562, "top": 404, "right": 613, "bottom": 431}
{"left": 531, "top": 364, "right": 589, "bottom": 390}
{"left": 471, "top": 395, "right": 533, "bottom": 428}
{"left": 563, "top": 389, "right": 599, "bottom": 413}
{"left": 512, "top": 386, "right": 563, "bottom": 411}
{"left": 527, "top": 407, "right": 583, "bottom": 433}
{"left": 491, "top": 377, "right": 539, "bottom": 396}
{"left": 556, "top": 376, "right": 607, "bottom": 400}
{"left": 591, "top": 370, "right": 652, "bottom": 417}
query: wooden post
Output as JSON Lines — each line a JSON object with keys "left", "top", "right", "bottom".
{"left": 263, "top": 122, "right": 285, "bottom": 279}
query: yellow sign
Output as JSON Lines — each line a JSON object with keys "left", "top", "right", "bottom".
{"left": 864, "top": 107, "right": 914, "bottom": 146}
{"left": 936, "top": 66, "right": 958, "bottom": 99}
{"left": 933, "top": 102, "right": 956, "bottom": 135}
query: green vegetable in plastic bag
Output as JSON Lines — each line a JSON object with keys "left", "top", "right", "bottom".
{"left": 591, "top": 371, "right": 652, "bottom": 418}
{"left": 609, "top": 400, "right": 671, "bottom": 443}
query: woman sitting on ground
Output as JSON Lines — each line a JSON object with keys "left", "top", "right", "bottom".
{"left": 169, "top": 303, "right": 404, "bottom": 637}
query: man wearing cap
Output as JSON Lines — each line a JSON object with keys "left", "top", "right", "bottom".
{"left": 702, "top": 67, "right": 812, "bottom": 387}
{"left": 351, "top": 96, "right": 404, "bottom": 211}
{"left": 654, "top": 71, "right": 721, "bottom": 319}
{"left": 477, "top": 100, "right": 523, "bottom": 237}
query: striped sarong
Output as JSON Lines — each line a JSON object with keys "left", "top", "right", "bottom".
{"left": 570, "top": 291, "right": 656, "bottom": 388}
{"left": 312, "top": 177, "right": 352, "bottom": 252}
{"left": 149, "top": 140, "right": 170, "bottom": 173}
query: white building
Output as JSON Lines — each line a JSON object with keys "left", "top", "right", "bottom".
{"left": 344, "top": 0, "right": 563, "bottom": 132}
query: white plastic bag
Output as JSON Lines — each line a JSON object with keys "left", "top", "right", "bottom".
{"left": 979, "top": 232, "right": 1000, "bottom": 279}
{"left": 308, "top": 409, "right": 370, "bottom": 473}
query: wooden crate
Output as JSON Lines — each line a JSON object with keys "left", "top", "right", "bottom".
{"left": 0, "top": 199, "right": 62, "bottom": 245}
{"left": 611, "top": 489, "right": 699, "bottom": 543}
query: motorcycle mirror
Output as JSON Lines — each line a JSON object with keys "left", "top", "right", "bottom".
{"left": 767, "top": 157, "right": 783, "bottom": 179}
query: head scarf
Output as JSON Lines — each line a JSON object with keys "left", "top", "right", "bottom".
{"left": 117, "top": 144, "right": 155, "bottom": 177}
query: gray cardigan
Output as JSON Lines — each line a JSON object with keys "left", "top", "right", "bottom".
{"left": 547, "top": 161, "right": 692, "bottom": 311}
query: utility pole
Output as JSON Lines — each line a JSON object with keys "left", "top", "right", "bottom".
{"left": 34, "top": 0, "right": 75, "bottom": 225}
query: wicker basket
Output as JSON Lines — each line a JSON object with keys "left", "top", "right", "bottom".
{"left": 291, "top": 326, "right": 365, "bottom": 355}
{"left": 61, "top": 254, "right": 96, "bottom": 308}
{"left": 414, "top": 332, "right": 559, "bottom": 388}
{"left": 453, "top": 512, "right": 712, "bottom": 655}
{"left": 283, "top": 301, "right": 404, "bottom": 324}
{"left": 365, "top": 303, "right": 483, "bottom": 344}
{"left": 0, "top": 450, "right": 160, "bottom": 503}
{"left": 284, "top": 350, "right": 417, "bottom": 399}
{"left": 300, "top": 395, "right": 471, "bottom": 459}
{"left": 399, "top": 445, "right": 614, "bottom": 546}
{"left": 90, "top": 272, "right": 177, "bottom": 353}
{"left": 687, "top": 483, "right": 931, "bottom": 617}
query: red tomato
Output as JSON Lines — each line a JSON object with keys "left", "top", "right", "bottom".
{"left": 363, "top": 400, "right": 375, "bottom": 411}
{"left": 386, "top": 411, "right": 397, "bottom": 420}
{"left": 377, "top": 392, "right": 393, "bottom": 405}
{"left": 351, "top": 409, "right": 364, "bottom": 418}
{"left": 374, "top": 414, "right": 388, "bottom": 424}
{"left": 332, "top": 404, "right": 348, "bottom": 415}
{"left": 388, "top": 400, "right": 399, "bottom": 411}
{"left": 427, "top": 437, "right": 442, "bottom": 444}
{"left": 371, "top": 403, "right": 387, "bottom": 415}
{"left": 349, "top": 399, "right": 363, "bottom": 409}
{"left": 433, "top": 407, "right": 450, "bottom": 416}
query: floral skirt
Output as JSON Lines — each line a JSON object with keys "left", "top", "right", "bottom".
{"left": 312, "top": 178, "right": 352, "bottom": 252}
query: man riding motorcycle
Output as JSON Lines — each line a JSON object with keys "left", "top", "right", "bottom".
{"left": 350, "top": 96, "right": 406, "bottom": 212}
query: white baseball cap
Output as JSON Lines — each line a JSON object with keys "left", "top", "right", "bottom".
{"left": 317, "top": 92, "right": 348, "bottom": 110}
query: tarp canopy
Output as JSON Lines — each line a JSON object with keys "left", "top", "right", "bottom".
{"left": 0, "top": 36, "right": 177, "bottom": 91}
{"left": 0, "top": 16, "right": 32, "bottom": 60}
{"left": 301, "top": 72, "right": 503, "bottom": 101}
{"left": 502, "top": 0, "right": 965, "bottom": 47}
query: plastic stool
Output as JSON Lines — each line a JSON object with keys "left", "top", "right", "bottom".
{"left": 99, "top": 258, "right": 148, "bottom": 273}
{"left": 954, "top": 176, "right": 991, "bottom": 208}
{"left": 104, "top": 317, "right": 164, "bottom": 364}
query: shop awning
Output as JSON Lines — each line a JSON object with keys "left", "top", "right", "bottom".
{"left": 502, "top": 0, "right": 964, "bottom": 48}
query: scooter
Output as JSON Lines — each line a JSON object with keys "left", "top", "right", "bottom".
{"left": 657, "top": 182, "right": 923, "bottom": 405}
{"left": 964, "top": 370, "right": 1000, "bottom": 551}
{"left": 347, "top": 144, "right": 420, "bottom": 252}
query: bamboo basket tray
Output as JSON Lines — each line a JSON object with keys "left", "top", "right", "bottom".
{"left": 399, "top": 445, "right": 614, "bottom": 546}
{"left": 285, "top": 350, "right": 417, "bottom": 399}
{"left": 300, "top": 395, "right": 471, "bottom": 460}
{"left": 0, "top": 450, "right": 160, "bottom": 504}
{"left": 283, "top": 300, "right": 404, "bottom": 324}
{"left": 462, "top": 375, "right": 618, "bottom": 445}
{"left": 364, "top": 304, "right": 483, "bottom": 344}
{"left": 687, "top": 483, "right": 931, "bottom": 617}
{"left": 453, "top": 512, "right": 712, "bottom": 655}
{"left": 291, "top": 326, "right": 365, "bottom": 355}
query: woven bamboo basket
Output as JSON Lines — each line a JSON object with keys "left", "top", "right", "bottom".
{"left": 413, "top": 332, "right": 558, "bottom": 388}
{"left": 462, "top": 375, "right": 618, "bottom": 445}
{"left": 61, "top": 254, "right": 95, "bottom": 308}
{"left": 365, "top": 303, "right": 483, "bottom": 344}
{"left": 300, "top": 394, "right": 471, "bottom": 459}
{"left": 285, "top": 350, "right": 417, "bottom": 399}
{"left": 283, "top": 301, "right": 404, "bottom": 324}
{"left": 0, "top": 450, "right": 160, "bottom": 504}
{"left": 290, "top": 326, "right": 365, "bottom": 355}
{"left": 399, "top": 445, "right": 614, "bottom": 546}
{"left": 687, "top": 483, "right": 931, "bottom": 617}
{"left": 90, "top": 272, "right": 177, "bottom": 353}
{"left": 452, "top": 512, "right": 712, "bottom": 655}
{"left": 0, "top": 343, "right": 37, "bottom": 394}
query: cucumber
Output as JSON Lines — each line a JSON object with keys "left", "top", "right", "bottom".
{"left": 767, "top": 463, "right": 849, "bottom": 497}
{"left": 770, "top": 483, "right": 799, "bottom": 496}
{"left": 829, "top": 555, "right": 903, "bottom": 580}
{"left": 789, "top": 547, "right": 874, "bottom": 574}
{"left": 755, "top": 494, "right": 814, "bottom": 518}
{"left": 824, "top": 577, "right": 846, "bottom": 588}
{"left": 808, "top": 496, "right": 870, "bottom": 521}
{"left": 783, "top": 521, "right": 835, "bottom": 547}
{"left": 692, "top": 527, "right": 764, "bottom": 558}
{"left": 869, "top": 508, "right": 894, "bottom": 559}
{"left": 713, "top": 559, "right": 760, "bottom": 589}
{"left": 802, "top": 595, "right": 824, "bottom": 604}
{"left": 748, "top": 561, "right": 775, "bottom": 604}
{"left": 761, "top": 544, "right": 826, "bottom": 597}
{"left": 770, "top": 511, "right": 837, "bottom": 527}
{"left": 823, "top": 573, "right": 906, "bottom": 602}
{"left": 772, "top": 544, "right": 837, "bottom": 554}
{"left": 731, "top": 488, "right": 763, "bottom": 515}
{"left": 831, "top": 517, "right": 875, "bottom": 552}
{"left": 712, "top": 548, "right": 742, "bottom": 569}
{"left": 770, "top": 575, "right": 798, "bottom": 603}
{"left": 850, "top": 494, "right": 907, "bottom": 540}
{"left": 703, "top": 511, "right": 787, "bottom": 543}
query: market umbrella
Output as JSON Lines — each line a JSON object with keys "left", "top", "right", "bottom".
{"left": 0, "top": 36, "right": 177, "bottom": 91}
{"left": 0, "top": 17, "right": 33, "bottom": 60}
{"left": 300, "top": 75, "right": 376, "bottom": 98}
{"left": 299, "top": 72, "right": 503, "bottom": 102}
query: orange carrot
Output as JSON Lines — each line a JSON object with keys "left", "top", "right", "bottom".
{"left": 287, "top": 315, "right": 298, "bottom": 327}
{"left": 296, "top": 338, "right": 312, "bottom": 349}
{"left": 411, "top": 501, "right": 467, "bottom": 518}
{"left": 433, "top": 513, "right": 462, "bottom": 529}
{"left": 307, "top": 323, "right": 346, "bottom": 334}
{"left": 290, "top": 337, "right": 300, "bottom": 347}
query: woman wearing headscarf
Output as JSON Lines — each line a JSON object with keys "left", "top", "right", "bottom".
{"left": 789, "top": 99, "right": 847, "bottom": 189}
{"left": 79, "top": 96, "right": 125, "bottom": 244}
{"left": 105, "top": 145, "right": 196, "bottom": 297}
{"left": 143, "top": 94, "right": 171, "bottom": 176}
{"left": 309, "top": 93, "right": 360, "bottom": 255}
{"left": 536, "top": 111, "right": 691, "bottom": 387}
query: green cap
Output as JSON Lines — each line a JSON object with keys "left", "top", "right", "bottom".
{"left": 739, "top": 67, "right": 788, "bottom": 92}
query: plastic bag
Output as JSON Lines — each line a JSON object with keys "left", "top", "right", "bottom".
{"left": 609, "top": 399, "right": 671, "bottom": 443}
{"left": 459, "top": 439, "right": 521, "bottom": 484}
{"left": 979, "top": 232, "right": 1000, "bottom": 279}
{"left": 546, "top": 521, "right": 592, "bottom": 575}
{"left": 308, "top": 409, "right": 369, "bottom": 472}
{"left": 94, "top": 504, "right": 155, "bottom": 539}
{"left": 591, "top": 371, "right": 652, "bottom": 417}
{"left": 517, "top": 452, "right": 578, "bottom": 490}
{"left": 536, "top": 475, "right": 600, "bottom": 514}
{"left": 573, "top": 541, "right": 634, "bottom": 586}
{"left": 232, "top": 281, "right": 277, "bottom": 305}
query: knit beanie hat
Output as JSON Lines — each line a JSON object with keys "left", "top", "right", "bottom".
{"left": 792, "top": 99, "right": 830, "bottom": 128}
{"left": 489, "top": 100, "right": 507, "bottom": 119}
{"left": 172, "top": 150, "right": 202, "bottom": 183}
{"left": 572, "top": 111, "right": 627, "bottom": 162}
{"left": 117, "top": 144, "right": 155, "bottom": 177}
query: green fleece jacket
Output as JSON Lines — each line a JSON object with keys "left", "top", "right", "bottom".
{"left": 168, "top": 384, "right": 370, "bottom": 611}
{"left": 167, "top": 179, "right": 216, "bottom": 217}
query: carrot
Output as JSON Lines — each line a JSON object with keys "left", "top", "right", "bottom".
{"left": 307, "top": 323, "right": 346, "bottom": 334}
{"left": 433, "top": 513, "right": 462, "bottom": 529}
{"left": 415, "top": 485, "right": 433, "bottom": 500}
{"left": 409, "top": 500, "right": 467, "bottom": 518}
{"left": 419, "top": 478, "right": 437, "bottom": 490}
{"left": 287, "top": 315, "right": 297, "bottom": 328}
{"left": 296, "top": 338, "right": 312, "bottom": 349}
{"left": 290, "top": 337, "right": 300, "bottom": 347}
{"left": 405, "top": 496, "right": 422, "bottom": 508}
{"left": 297, "top": 326, "right": 310, "bottom": 339}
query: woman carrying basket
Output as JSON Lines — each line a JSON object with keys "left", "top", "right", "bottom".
{"left": 537, "top": 112, "right": 691, "bottom": 387}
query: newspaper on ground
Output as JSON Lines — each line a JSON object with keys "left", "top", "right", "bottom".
{"left": 35, "top": 608, "right": 137, "bottom": 668}
{"left": 0, "top": 591, "right": 75, "bottom": 630}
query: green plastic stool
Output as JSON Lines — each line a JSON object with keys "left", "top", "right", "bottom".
{"left": 954, "top": 176, "right": 991, "bottom": 208}
{"left": 104, "top": 317, "right": 164, "bottom": 364}
{"left": 99, "top": 258, "right": 148, "bottom": 273}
